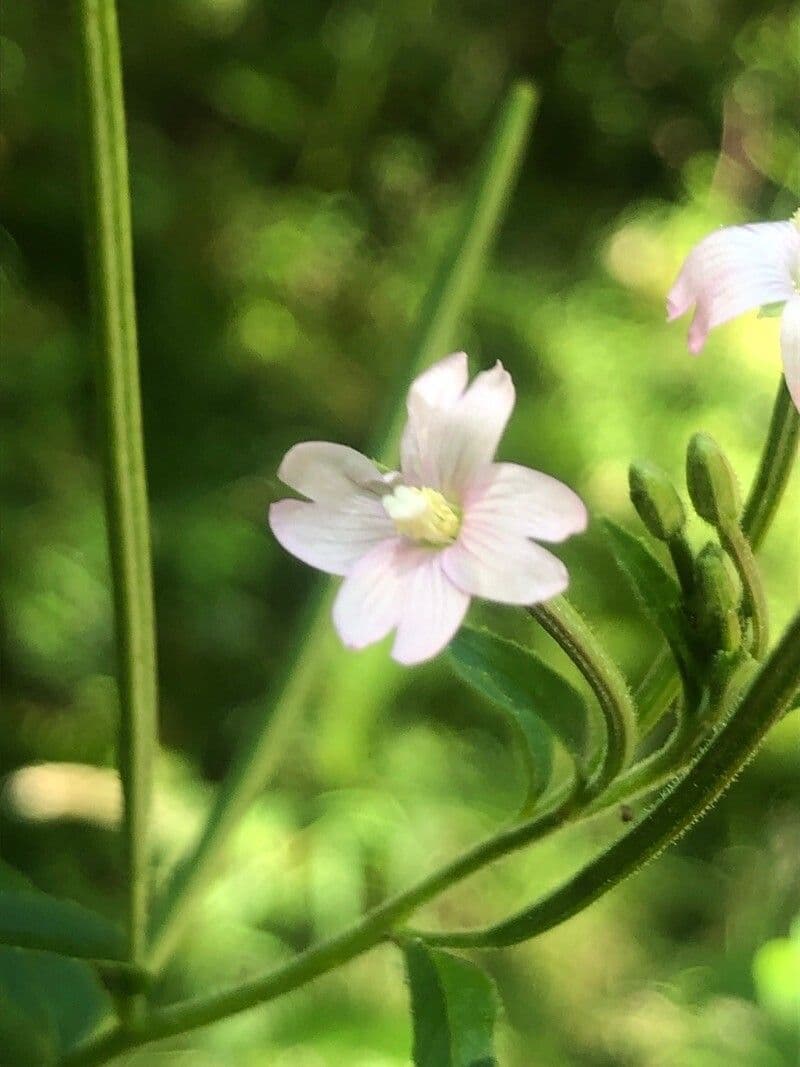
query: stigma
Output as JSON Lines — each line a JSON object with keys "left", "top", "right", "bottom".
{"left": 382, "top": 485, "right": 460, "bottom": 546}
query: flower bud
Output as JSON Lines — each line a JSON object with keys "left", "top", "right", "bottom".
{"left": 694, "top": 542, "right": 742, "bottom": 651}
{"left": 685, "top": 433, "right": 741, "bottom": 527}
{"left": 628, "top": 462, "right": 686, "bottom": 541}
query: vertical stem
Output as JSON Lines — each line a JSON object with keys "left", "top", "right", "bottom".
{"left": 741, "top": 378, "right": 799, "bottom": 549}
{"left": 147, "top": 82, "right": 538, "bottom": 976}
{"left": 75, "top": 0, "right": 158, "bottom": 973}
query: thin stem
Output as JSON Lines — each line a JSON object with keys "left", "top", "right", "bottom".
{"left": 62, "top": 614, "right": 800, "bottom": 1065}
{"left": 75, "top": 0, "right": 157, "bottom": 974}
{"left": 717, "top": 522, "right": 768, "bottom": 658}
{"left": 61, "top": 789, "right": 575, "bottom": 1067}
{"left": 147, "top": 82, "right": 538, "bottom": 976}
{"left": 401, "top": 610, "right": 800, "bottom": 948}
{"left": 632, "top": 378, "right": 797, "bottom": 738}
{"left": 528, "top": 597, "right": 637, "bottom": 790}
{"left": 741, "top": 378, "right": 800, "bottom": 549}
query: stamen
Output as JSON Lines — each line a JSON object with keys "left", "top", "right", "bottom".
{"left": 382, "top": 485, "right": 460, "bottom": 546}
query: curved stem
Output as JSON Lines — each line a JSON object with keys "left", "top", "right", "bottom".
{"left": 61, "top": 788, "right": 576, "bottom": 1067}
{"left": 717, "top": 522, "right": 769, "bottom": 658}
{"left": 62, "top": 613, "right": 800, "bottom": 1064}
{"left": 528, "top": 597, "right": 637, "bottom": 791}
{"left": 741, "top": 378, "right": 800, "bottom": 549}
{"left": 406, "top": 610, "right": 800, "bottom": 949}
{"left": 75, "top": 0, "right": 158, "bottom": 978}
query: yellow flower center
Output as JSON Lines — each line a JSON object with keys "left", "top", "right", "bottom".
{"left": 382, "top": 486, "right": 461, "bottom": 546}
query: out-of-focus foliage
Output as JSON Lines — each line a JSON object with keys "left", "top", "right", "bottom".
{"left": 1, "top": 0, "right": 798, "bottom": 1064}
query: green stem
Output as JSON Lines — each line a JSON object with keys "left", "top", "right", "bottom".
{"left": 741, "top": 378, "right": 800, "bottom": 549}
{"left": 633, "top": 376, "right": 797, "bottom": 737}
{"left": 717, "top": 522, "right": 768, "bottom": 658}
{"left": 75, "top": 0, "right": 158, "bottom": 974}
{"left": 61, "top": 789, "right": 574, "bottom": 1066}
{"left": 407, "top": 610, "right": 800, "bottom": 948}
{"left": 529, "top": 597, "right": 637, "bottom": 790}
{"left": 146, "top": 81, "right": 538, "bottom": 976}
{"left": 62, "top": 615, "right": 800, "bottom": 1064}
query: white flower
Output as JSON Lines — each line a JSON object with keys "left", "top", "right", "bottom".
{"left": 269, "top": 353, "right": 587, "bottom": 665}
{"left": 667, "top": 210, "right": 800, "bottom": 410}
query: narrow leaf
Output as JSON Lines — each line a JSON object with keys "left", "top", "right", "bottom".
{"left": 601, "top": 518, "right": 697, "bottom": 684}
{"left": 449, "top": 626, "right": 591, "bottom": 797}
{"left": 404, "top": 941, "right": 498, "bottom": 1067}
{"left": 0, "top": 890, "right": 125, "bottom": 963}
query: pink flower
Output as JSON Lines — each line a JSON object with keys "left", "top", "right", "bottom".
{"left": 666, "top": 211, "right": 800, "bottom": 411}
{"left": 269, "top": 353, "right": 588, "bottom": 665}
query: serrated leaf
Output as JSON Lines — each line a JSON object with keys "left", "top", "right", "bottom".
{"left": 601, "top": 518, "right": 696, "bottom": 683}
{"left": 0, "top": 890, "right": 125, "bottom": 962}
{"left": 449, "top": 626, "right": 592, "bottom": 799}
{"left": 404, "top": 941, "right": 498, "bottom": 1067}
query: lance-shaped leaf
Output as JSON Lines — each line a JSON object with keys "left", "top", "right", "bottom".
{"left": 404, "top": 940, "right": 499, "bottom": 1067}
{"left": 0, "top": 890, "right": 125, "bottom": 962}
{"left": 601, "top": 518, "right": 698, "bottom": 689}
{"left": 449, "top": 626, "right": 592, "bottom": 806}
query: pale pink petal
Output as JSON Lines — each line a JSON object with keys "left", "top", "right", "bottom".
{"left": 667, "top": 221, "right": 799, "bottom": 353}
{"left": 269, "top": 496, "right": 394, "bottom": 576}
{"left": 278, "top": 441, "right": 388, "bottom": 503}
{"left": 780, "top": 294, "right": 800, "bottom": 412}
{"left": 463, "top": 463, "right": 588, "bottom": 544}
{"left": 408, "top": 351, "right": 469, "bottom": 410}
{"left": 391, "top": 554, "right": 470, "bottom": 665}
{"left": 443, "top": 523, "right": 569, "bottom": 605}
{"left": 332, "top": 538, "right": 425, "bottom": 650}
{"left": 401, "top": 352, "right": 468, "bottom": 485}
{"left": 402, "top": 361, "right": 515, "bottom": 499}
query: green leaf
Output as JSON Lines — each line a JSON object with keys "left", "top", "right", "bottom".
{"left": 449, "top": 626, "right": 592, "bottom": 799}
{"left": 0, "top": 866, "right": 115, "bottom": 1061}
{"left": 0, "top": 890, "right": 125, "bottom": 962}
{"left": 404, "top": 941, "right": 498, "bottom": 1067}
{"left": 601, "top": 518, "right": 697, "bottom": 686}
{"left": 0, "top": 947, "right": 111, "bottom": 1062}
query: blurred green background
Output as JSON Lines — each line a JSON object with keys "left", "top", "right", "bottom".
{"left": 2, "top": 0, "right": 799, "bottom": 1064}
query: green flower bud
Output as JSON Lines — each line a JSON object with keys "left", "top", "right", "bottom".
{"left": 694, "top": 542, "right": 742, "bottom": 651}
{"left": 686, "top": 433, "right": 741, "bottom": 527}
{"left": 696, "top": 543, "right": 741, "bottom": 614}
{"left": 628, "top": 462, "right": 686, "bottom": 541}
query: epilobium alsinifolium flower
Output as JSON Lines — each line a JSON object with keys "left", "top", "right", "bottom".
{"left": 269, "top": 353, "right": 587, "bottom": 664}
{"left": 667, "top": 210, "right": 800, "bottom": 411}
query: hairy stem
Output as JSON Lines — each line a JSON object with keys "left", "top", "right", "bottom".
{"left": 406, "top": 611, "right": 800, "bottom": 948}
{"left": 529, "top": 597, "right": 637, "bottom": 790}
{"left": 717, "top": 521, "right": 769, "bottom": 658}
{"left": 75, "top": 0, "right": 158, "bottom": 975}
{"left": 61, "top": 789, "right": 575, "bottom": 1066}
{"left": 62, "top": 613, "right": 800, "bottom": 1064}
